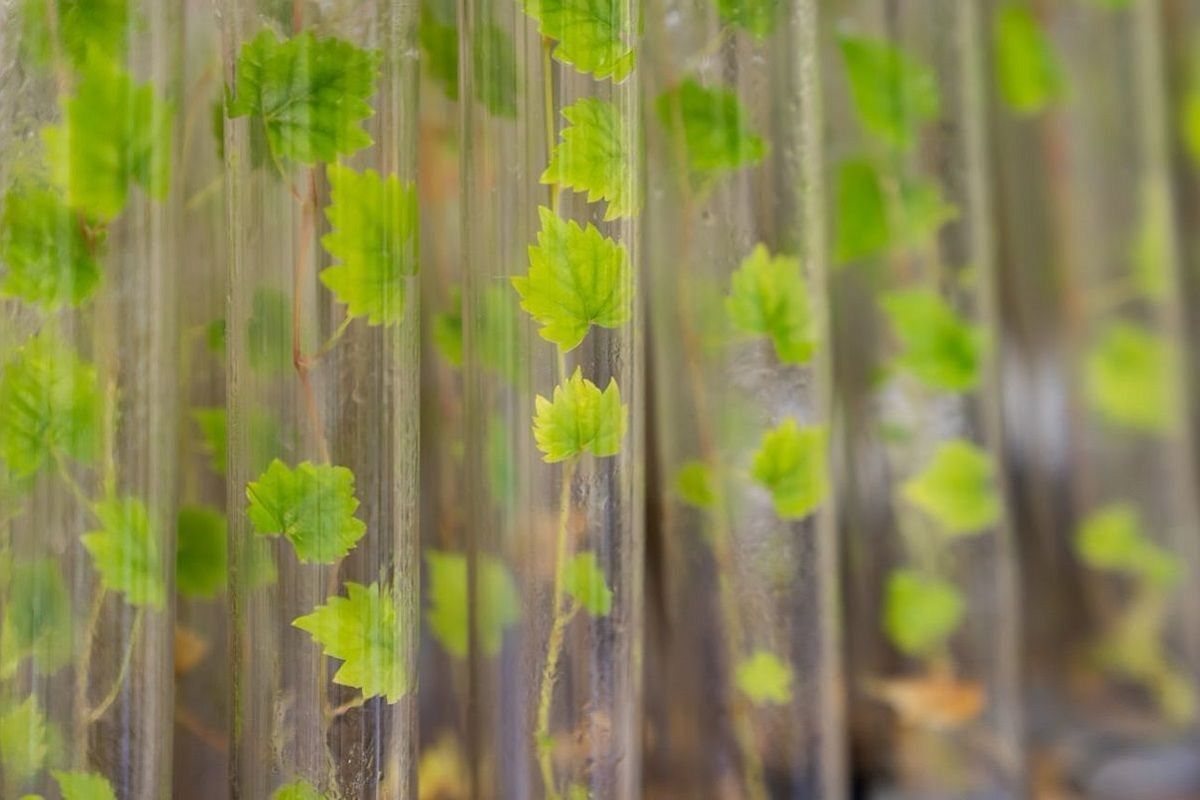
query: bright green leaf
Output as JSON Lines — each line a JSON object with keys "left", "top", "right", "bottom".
{"left": 542, "top": 98, "right": 639, "bottom": 221}
{"left": 833, "top": 159, "right": 889, "bottom": 264}
{"left": 245, "top": 459, "right": 367, "bottom": 564}
{"left": 1, "top": 698, "right": 59, "bottom": 785}
{"left": 1085, "top": 322, "right": 1173, "bottom": 433}
{"left": 750, "top": 419, "right": 828, "bottom": 520}
{"left": 227, "top": 30, "right": 380, "bottom": 166}
{"left": 994, "top": 3, "right": 1063, "bottom": 115}
{"left": 901, "top": 439, "right": 1000, "bottom": 536}
{"left": 714, "top": 0, "right": 780, "bottom": 38}
{"left": 512, "top": 206, "right": 631, "bottom": 352}
{"left": 292, "top": 581, "right": 409, "bottom": 702}
{"left": 425, "top": 550, "right": 520, "bottom": 658}
{"left": 319, "top": 164, "right": 418, "bottom": 326}
{"left": 53, "top": 770, "right": 116, "bottom": 800}
{"left": 657, "top": 78, "right": 767, "bottom": 188}
{"left": 883, "top": 569, "right": 964, "bottom": 657}
{"left": 735, "top": 650, "right": 793, "bottom": 706}
{"left": 192, "top": 407, "right": 227, "bottom": 476}
{"left": 0, "top": 184, "right": 103, "bottom": 309}
{"left": 726, "top": 243, "right": 814, "bottom": 364}
{"left": 563, "top": 551, "right": 612, "bottom": 616}
{"left": 271, "top": 779, "right": 328, "bottom": 800}
{"left": 521, "top": 0, "right": 635, "bottom": 81}
{"left": 1076, "top": 503, "right": 1183, "bottom": 590}
{"left": 532, "top": 367, "right": 627, "bottom": 462}
{"left": 176, "top": 505, "right": 228, "bottom": 599}
{"left": 838, "top": 34, "right": 939, "bottom": 149}
{"left": 18, "top": 0, "right": 129, "bottom": 68}
{"left": 82, "top": 495, "right": 166, "bottom": 608}
{"left": 1, "top": 559, "right": 72, "bottom": 678}
{"left": 880, "top": 289, "right": 985, "bottom": 392}
{"left": 675, "top": 460, "right": 716, "bottom": 509}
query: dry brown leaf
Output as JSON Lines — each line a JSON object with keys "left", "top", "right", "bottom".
{"left": 866, "top": 672, "right": 986, "bottom": 730}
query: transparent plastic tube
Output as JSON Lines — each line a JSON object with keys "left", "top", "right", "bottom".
{"left": 0, "top": 2, "right": 181, "bottom": 797}
{"left": 220, "top": 1, "right": 420, "bottom": 797}
{"left": 639, "top": 0, "right": 844, "bottom": 796}
{"left": 461, "top": 0, "right": 642, "bottom": 794}
{"left": 988, "top": 1, "right": 1200, "bottom": 794}
{"left": 825, "top": 2, "right": 1023, "bottom": 796}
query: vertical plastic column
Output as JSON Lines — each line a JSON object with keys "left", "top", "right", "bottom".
{"left": 221, "top": 0, "right": 420, "bottom": 796}
{"left": 0, "top": 1, "right": 180, "bottom": 797}
{"left": 461, "top": 0, "right": 641, "bottom": 792}
{"left": 826, "top": 2, "right": 1022, "bottom": 795}
{"left": 639, "top": 0, "right": 843, "bottom": 796}
{"left": 988, "top": 0, "right": 1200, "bottom": 793}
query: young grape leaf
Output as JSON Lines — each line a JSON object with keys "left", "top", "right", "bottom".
{"left": 271, "top": 780, "right": 328, "bottom": 800}
{"left": 0, "top": 184, "right": 103, "bottom": 309}
{"left": 176, "top": 505, "right": 228, "bottom": 599}
{"left": 425, "top": 550, "right": 520, "bottom": 658}
{"left": 42, "top": 58, "right": 172, "bottom": 220}
{"left": 750, "top": 420, "right": 828, "bottom": 520}
{"left": 994, "top": 3, "right": 1063, "bottom": 115}
{"left": 833, "top": 159, "right": 890, "bottom": 264}
{"left": 532, "top": 367, "right": 627, "bottom": 462}
{"left": 512, "top": 206, "right": 630, "bottom": 352}
{"left": 735, "top": 650, "right": 793, "bottom": 706}
{"left": 884, "top": 569, "right": 964, "bottom": 657}
{"left": 714, "top": 0, "right": 781, "bottom": 38}
{"left": 838, "top": 34, "right": 939, "bottom": 149}
{"left": 521, "top": 0, "right": 635, "bottom": 81}
{"left": 227, "top": 30, "right": 380, "bottom": 166}
{"left": 657, "top": 78, "right": 767, "bottom": 188}
{"left": 292, "top": 581, "right": 409, "bottom": 702}
{"left": 1, "top": 559, "right": 72, "bottom": 678}
{"left": 563, "top": 551, "right": 612, "bottom": 616}
{"left": 726, "top": 244, "right": 815, "bottom": 365}
{"left": 191, "top": 407, "right": 227, "bottom": 477}
{"left": 1076, "top": 503, "right": 1183, "bottom": 590}
{"left": 53, "top": 771, "right": 116, "bottom": 800}
{"left": 319, "top": 164, "right": 419, "bottom": 326}
{"left": 18, "top": 0, "right": 130, "bottom": 69}
{"left": 246, "top": 459, "right": 367, "bottom": 564}
{"left": 82, "top": 495, "right": 166, "bottom": 609}
{"left": 1, "top": 697, "right": 59, "bottom": 785}
{"left": 880, "top": 289, "right": 985, "bottom": 392}
{"left": 0, "top": 332, "right": 100, "bottom": 477}
{"left": 542, "top": 98, "right": 639, "bottom": 221}
{"left": 1085, "top": 322, "right": 1173, "bottom": 434}
{"left": 901, "top": 439, "right": 1000, "bottom": 536}
{"left": 675, "top": 460, "right": 716, "bottom": 509}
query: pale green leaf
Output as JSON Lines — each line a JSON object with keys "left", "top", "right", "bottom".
{"left": 420, "top": 0, "right": 459, "bottom": 101}
{"left": 1085, "top": 322, "right": 1173, "bottom": 433}
{"left": 292, "top": 581, "right": 409, "bottom": 702}
{"left": 563, "top": 551, "right": 612, "bottom": 617}
{"left": 512, "top": 206, "right": 631, "bottom": 352}
{"left": 657, "top": 78, "right": 767, "bottom": 187}
{"left": 245, "top": 459, "right": 367, "bottom": 564}
{"left": 714, "top": 0, "right": 781, "bottom": 38}
{"left": 520, "top": 0, "right": 635, "bottom": 81}
{"left": 833, "top": 158, "right": 889, "bottom": 264}
{"left": 319, "top": 164, "right": 418, "bottom": 326}
{"left": 675, "top": 460, "right": 716, "bottom": 509}
{"left": 543, "top": 98, "right": 638, "bottom": 220}
{"left": 0, "top": 184, "right": 103, "bottom": 309}
{"left": 838, "top": 34, "right": 939, "bottom": 149}
{"left": 726, "top": 243, "right": 814, "bottom": 364}
{"left": 1, "top": 559, "right": 72, "bottom": 678}
{"left": 883, "top": 569, "right": 964, "bottom": 657}
{"left": 1, "top": 697, "right": 59, "bottom": 785}
{"left": 18, "top": 0, "right": 130, "bottom": 68}
{"left": 471, "top": 23, "right": 519, "bottom": 118}
{"left": 901, "top": 439, "right": 1000, "bottom": 536}
{"left": 994, "top": 3, "right": 1063, "bottom": 115}
{"left": 1076, "top": 503, "right": 1183, "bottom": 590}
{"left": 894, "top": 177, "right": 958, "bottom": 248}
{"left": 735, "top": 650, "right": 793, "bottom": 706}
{"left": 750, "top": 420, "right": 828, "bottom": 520}
{"left": 247, "top": 287, "right": 293, "bottom": 374}
{"left": 880, "top": 289, "right": 985, "bottom": 392}
{"left": 176, "top": 505, "right": 228, "bottom": 599}
{"left": 425, "top": 550, "right": 520, "bottom": 658}
{"left": 192, "top": 407, "right": 227, "bottom": 476}
{"left": 227, "top": 30, "right": 380, "bottom": 166}
{"left": 82, "top": 495, "right": 166, "bottom": 608}
{"left": 272, "top": 779, "right": 328, "bottom": 800}
{"left": 53, "top": 771, "right": 116, "bottom": 800}
{"left": 532, "top": 367, "right": 627, "bottom": 462}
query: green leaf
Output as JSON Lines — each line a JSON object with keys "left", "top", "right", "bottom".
{"left": 471, "top": 22, "right": 519, "bottom": 119}
{"left": 542, "top": 98, "right": 639, "bottom": 221}
{"left": 192, "top": 407, "right": 227, "bottom": 476}
{"left": 675, "top": 460, "right": 716, "bottom": 509}
{"left": 563, "top": 551, "right": 612, "bottom": 616}
{"left": 726, "top": 244, "right": 814, "bottom": 365}
{"left": 994, "top": 3, "right": 1063, "bottom": 115}
{"left": 520, "top": 0, "right": 635, "bottom": 81}
{"left": 0, "top": 332, "right": 100, "bottom": 477}
{"left": 43, "top": 58, "right": 172, "bottom": 220}
{"left": 271, "top": 780, "right": 328, "bottom": 800}
{"left": 532, "top": 367, "right": 627, "bottom": 462}
{"left": 1076, "top": 503, "right": 1183, "bottom": 590}
{"left": 18, "top": 0, "right": 130, "bottom": 69}
{"left": 247, "top": 287, "right": 293, "bottom": 374}
{"left": 512, "top": 206, "right": 631, "bottom": 352}
{"left": 425, "top": 550, "right": 520, "bottom": 658}
{"left": 901, "top": 439, "right": 1000, "bottom": 536}
{"left": 432, "top": 287, "right": 464, "bottom": 367}
{"left": 657, "top": 78, "right": 767, "bottom": 188}
{"left": 82, "top": 495, "right": 166, "bottom": 608}
{"left": 245, "top": 459, "right": 367, "bottom": 564}
{"left": 206, "top": 318, "right": 227, "bottom": 354}
{"left": 735, "top": 650, "right": 793, "bottom": 706}
{"left": 1, "top": 698, "right": 59, "bottom": 785}
{"left": 833, "top": 159, "right": 890, "bottom": 264}
{"left": 420, "top": 0, "right": 459, "bottom": 101}
{"left": 227, "top": 30, "right": 380, "bottom": 166}
{"left": 176, "top": 505, "right": 228, "bottom": 599}
{"left": 894, "top": 177, "right": 958, "bottom": 248}
{"left": 838, "top": 34, "right": 939, "bottom": 149}
{"left": 1085, "top": 322, "right": 1173, "bottom": 433}
{"left": 319, "top": 164, "right": 419, "bottom": 326}
{"left": 880, "top": 289, "right": 985, "bottom": 392}
{"left": 53, "top": 771, "right": 116, "bottom": 800}
{"left": 1, "top": 559, "right": 72, "bottom": 678}
{"left": 750, "top": 420, "right": 828, "bottom": 520}
{"left": 0, "top": 184, "right": 103, "bottom": 309}
{"left": 714, "top": 0, "right": 780, "bottom": 38}
{"left": 292, "top": 581, "right": 409, "bottom": 702}
{"left": 883, "top": 569, "right": 964, "bottom": 657}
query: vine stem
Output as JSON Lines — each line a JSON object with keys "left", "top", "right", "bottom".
{"left": 535, "top": 456, "right": 580, "bottom": 800}
{"left": 299, "top": 311, "right": 353, "bottom": 367}
{"left": 85, "top": 608, "right": 144, "bottom": 725}
{"left": 73, "top": 584, "right": 106, "bottom": 760}
{"left": 330, "top": 693, "right": 367, "bottom": 718}
{"left": 291, "top": 168, "right": 331, "bottom": 463}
